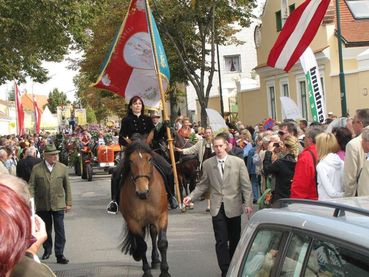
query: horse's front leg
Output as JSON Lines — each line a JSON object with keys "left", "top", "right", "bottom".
{"left": 150, "top": 224, "right": 160, "bottom": 269}
{"left": 158, "top": 229, "right": 171, "bottom": 277}
{"left": 133, "top": 234, "right": 152, "bottom": 277}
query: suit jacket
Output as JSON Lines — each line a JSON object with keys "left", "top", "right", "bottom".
{"left": 11, "top": 254, "right": 56, "bottom": 277}
{"left": 343, "top": 126, "right": 369, "bottom": 197}
{"left": 29, "top": 161, "right": 72, "bottom": 212}
{"left": 358, "top": 159, "right": 369, "bottom": 196}
{"left": 16, "top": 156, "right": 42, "bottom": 182}
{"left": 189, "top": 155, "right": 252, "bottom": 218}
{"left": 0, "top": 160, "right": 9, "bottom": 174}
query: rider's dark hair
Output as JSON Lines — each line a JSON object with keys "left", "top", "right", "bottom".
{"left": 127, "top": 96, "right": 145, "bottom": 116}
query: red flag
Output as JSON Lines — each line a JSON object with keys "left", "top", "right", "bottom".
{"left": 14, "top": 82, "right": 25, "bottom": 136}
{"left": 92, "top": 0, "right": 170, "bottom": 109}
{"left": 267, "top": 0, "right": 331, "bottom": 72}
{"left": 32, "top": 93, "right": 42, "bottom": 134}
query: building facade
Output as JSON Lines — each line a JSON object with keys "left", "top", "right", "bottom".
{"left": 238, "top": 0, "right": 369, "bottom": 126}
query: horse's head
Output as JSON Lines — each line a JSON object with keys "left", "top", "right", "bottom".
{"left": 124, "top": 142, "right": 154, "bottom": 200}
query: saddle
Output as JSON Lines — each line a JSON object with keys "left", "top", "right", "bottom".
{"left": 179, "top": 154, "right": 198, "bottom": 163}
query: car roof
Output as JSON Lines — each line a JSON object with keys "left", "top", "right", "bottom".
{"left": 251, "top": 197, "right": 369, "bottom": 248}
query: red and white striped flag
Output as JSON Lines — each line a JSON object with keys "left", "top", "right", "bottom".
{"left": 267, "top": 0, "right": 331, "bottom": 72}
{"left": 32, "top": 93, "right": 42, "bottom": 134}
{"left": 14, "top": 81, "right": 25, "bottom": 136}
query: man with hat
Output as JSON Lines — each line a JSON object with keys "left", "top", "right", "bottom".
{"left": 151, "top": 110, "right": 166, "bottom": 151}
{"left": 29, "top": 144, "right": 72, "bottom": 264}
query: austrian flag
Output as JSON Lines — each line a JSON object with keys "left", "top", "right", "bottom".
{"left": 267, "top": 0, "right": 331, "bottom": 72}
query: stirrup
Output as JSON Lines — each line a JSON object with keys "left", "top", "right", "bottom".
{"left": 106, "top": 201, "right": 118, "bottom": 215}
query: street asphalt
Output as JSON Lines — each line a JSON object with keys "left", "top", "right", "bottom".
{"left": 41, "top": 170, "right": 251, "bottom": 277}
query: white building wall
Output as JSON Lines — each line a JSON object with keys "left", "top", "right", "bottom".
{"left": 186, "top": 21, "right": 260, "bottom": 114}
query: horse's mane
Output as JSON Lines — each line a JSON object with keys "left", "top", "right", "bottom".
{"left": 121, "top": 141, "right": 153, "bottom": 182}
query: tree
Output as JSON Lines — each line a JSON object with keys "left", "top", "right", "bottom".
{"left": 75, "top": 0, "right": 256, "bottom": 126}
{"left": 153, "top": 0, "right": 256, "bottom": 126}
{"left": 0, "top": 0, "right": 103, "bottom": 84}
{"left": 86, "top": 106, "right": 97, "bottom": 123}
{"left": 46, "top": 89, "right": 70, "bottom": 113}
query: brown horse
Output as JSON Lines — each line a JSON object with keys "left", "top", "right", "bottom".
{"left": 120, "top": 141, "right": 170, "bottom": 277}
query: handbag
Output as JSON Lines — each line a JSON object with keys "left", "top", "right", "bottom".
{"left": 257, "top": 176, "right": 272, "bottom": 209}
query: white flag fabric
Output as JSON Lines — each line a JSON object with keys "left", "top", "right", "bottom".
{"left": 300, "top": 47, "right": 326, "bottom": 123}
{"left": 205, "top": 109, "right": 228, "bottom": 133}
{"left": 280, "top": 96, "right": 302, "bottom": 120}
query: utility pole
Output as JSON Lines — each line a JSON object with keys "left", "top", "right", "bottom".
{"left": 335, "top": 0, "right": 347, "bottom": 116}
{"left": 217, "top": 43, "right": 225, "bottom": 117}
{"left": 213, "top": 0, "right": 224, "bottom": 117}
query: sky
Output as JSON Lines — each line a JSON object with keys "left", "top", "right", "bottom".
{"left": 0, "top": 50, "right": 81, "bottom": 102}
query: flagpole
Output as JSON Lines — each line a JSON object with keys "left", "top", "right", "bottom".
{"left": 146, "top": 0, "right": 184, "bottom": 211}
{"left": 32, "top": 92, "right": 36, "bottom": 134}
{"left": 335, "top": 0, "right": 347, "bottom": 117}
{"left": 14, "top": 81, "right": 19, "bottom": 136}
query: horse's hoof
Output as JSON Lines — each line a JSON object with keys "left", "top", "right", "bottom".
{"left": 143, "top": 272, "right": 153, "bottom": 277}
{"left": 151, "top": 261, "right": 161, "bottom": 269}
{"left": 159, "top": 272, "right": 171, "bottom": 277}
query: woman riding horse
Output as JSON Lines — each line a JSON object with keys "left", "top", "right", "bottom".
{"left": 120, "top": 141, "right": 171, "bottom": 277}
{"left": 107, "top": 96, "right": 178, "bottom": 214}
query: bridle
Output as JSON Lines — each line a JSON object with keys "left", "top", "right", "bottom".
{"left": 131, "top": 174, "right": 151, "bottom": 184}
{"left": 130, "top": 151, "right": 153, "bottom": 184}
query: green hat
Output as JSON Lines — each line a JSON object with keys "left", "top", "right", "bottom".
{"left": 44, "top": 144, "right": 60, "bottom": 155}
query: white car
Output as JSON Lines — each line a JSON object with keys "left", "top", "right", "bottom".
{"left": 227, "top": 197, "right": 369, "bottom": 277}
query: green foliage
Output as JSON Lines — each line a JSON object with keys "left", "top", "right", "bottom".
{"left": 46, "top": 89, "right": 69, "bottom": 113}
{"left": 74, "top": 0, "right": 130, "bottom": 120}
{"left": 86, "top": 105, "right": 97, "bottom": 123}
{"left": 0, "top": 0, "right": 103, "bottom": 84}
{"left": 75, "top": 0, "right": 255, "bottom": 125}
{"left": 153, "top": 0, "right": 256, "bottom": 125}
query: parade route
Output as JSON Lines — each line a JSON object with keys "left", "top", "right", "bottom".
{"left": 41, "top": 171, "right": 252, "bottom": 277}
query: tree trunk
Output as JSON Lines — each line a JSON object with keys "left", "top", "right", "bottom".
{"left": 169, "top": 90, "right": 177, "bottom": 125}
{"left": 200, "top": 102, "right": 208, "bottom": 127}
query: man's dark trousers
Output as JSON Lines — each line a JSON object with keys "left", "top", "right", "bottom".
{"left": 37, "top": 210, "right": 66, "bottom": 256}
{"left": 212, "top": 203, "right": 241, "bottom": 276}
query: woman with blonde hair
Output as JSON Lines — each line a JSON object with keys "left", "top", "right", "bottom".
{"left": 316, "top": 133, "right": 344, "bottom": 199}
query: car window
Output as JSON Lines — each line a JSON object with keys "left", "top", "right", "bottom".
{"left": 240, "top": 229, "right": 284, "bottom": 277}
{"left": 305, "top": 240, "right": 369, "bottom": 277}
{"left": 280, "top": 233, "right": 310, "bottom": 277}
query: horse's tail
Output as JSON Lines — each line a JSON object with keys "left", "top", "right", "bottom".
{"left": 120, "top": 224, "right": 149, "bottom": 261}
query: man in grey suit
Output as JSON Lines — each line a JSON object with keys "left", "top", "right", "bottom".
{"left": 344, "top": 108, "right": 369, "bottom": 196}
{"left": 29, "top": 144, "right": 72, "bottom": 264}
{"left": 184, "top": 133, "right": 253, "bottom": 277}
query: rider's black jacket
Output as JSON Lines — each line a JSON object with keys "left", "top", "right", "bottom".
{"left": 119, "top": 113, "right": 154, "bottom": 146}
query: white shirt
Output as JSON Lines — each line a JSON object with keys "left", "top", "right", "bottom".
{"left": 216, "top": 155, "right": 228, "bottom": 179}
{"left": 45, "top": 160, "right": 54, "bottom": 173}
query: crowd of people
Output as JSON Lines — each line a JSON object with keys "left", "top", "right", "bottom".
{"left": 1, "top": 96, "right": 369, "bottom": 276}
